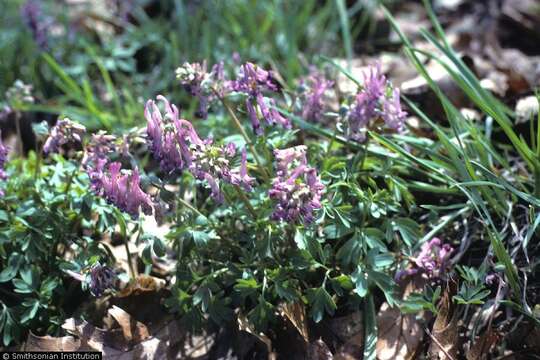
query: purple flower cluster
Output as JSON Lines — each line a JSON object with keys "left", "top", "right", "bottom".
{"left": 229, "top": 62, "right": 291, "bottom": 135}
{"left": 299, "top": 68, "right": 334, "bottom": 122}
{"left": 43, "top": 118, "right": 86, "bottom": 154}
{"left": 145, "top": 96, "right": 254, "bottom": 202}
{"left": 269, "top": 146, "right": 324, "bottom": 224}
{"left": 345, "top": 63, "right": 407, "bottom": 142}
{"left": 88, "top": 263, "right": 116, "bottom": 297}
{"left": 98, "top": 162, "right": 153, "bottom": 218}
{"left": 82, "top": 131, "right": 118, "bottom": 190}
{"left": 176, "top": 61, "right": 225, "bottom": 119}
{"left": 83, "top": 132, "right": 153, "bottom": 218}
{"left": 20, "top": 0, "right": 50, "bottom": 50}
{"left": 395, "top": 237, "right": 453, "bottom": 281}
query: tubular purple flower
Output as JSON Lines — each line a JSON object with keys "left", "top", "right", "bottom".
{"left": 43, "top": 118, "right": 86, "bottom": 154}
{"left": 395, "top": 237, "right": 453, "bottom": 281}
{"left": 269, "top": 146, "right": 324, "bottom": 224}
{"left": 229, "top": 148, "right": 255, "bottom": 191}
{"left": 145, "top": 95, "right": 255, "bottom": 202}
{"left": 145, "top": 97, "right": 190, "bottom": 172}
{"left": 230, "top": 62, "right": 278, "bottom": 96}
{"left": 246, "top": 99, "right": 262, "bottom": 135}
{"left": 82, "top": 131, "right": 118, "bottom": 191}
{"left": 382, "top": 88, "right": 407, "bottom": 131}
{"left": 300, "top": 69, "right": 334, "bottom": 122}
{"left": 344, "top": 62, "right": 406, "bottom": 142}
{"left": 96, "top": 162, "right": 153, "bottom": 218}
{"left": 229, "top": 62, "right": 290, "bottom": 134}
{"left": 176, "top": 61, "right": 226, "bottom": 119}
{"left": 20, "top": 0, "right": 50, "bottom": 50}
{"left": 256, "top": 95, "right": 290, "bottom": 129}
{"left": 88, "top": 263, "right": 116, "bottom": 297}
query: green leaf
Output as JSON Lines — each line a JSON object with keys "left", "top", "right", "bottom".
{"left": 190, "top": 230, "right": 215, "bottom": 247}
{"left": 308, "top": 287, "right": 336, "bottom": 323}
{"left": 351, "top": 267, "right": 368, "bottom": 297}
{"left": 248, "top": 296, "right": 274, "bottom": 332}
{"left": 275, "top": 282, "right": 298, "bottom": 302}
{"left": 363, "top": 295, "right": 377, "bottom": 360}
{"left": 20, "top": 299, "right": 39, "bottom": 324}
{"left": 0, "top": 253, "right": 24, "bottom": 283}
{"left": 392, "top": 218, "right": 420, "bottom": 247}
{"left": 323, "top": 224, "right": 354, "bottom": 239}
{"left": 234, "top": 278, "right": 259, "bottom": 299}
{"left": 193, "top": 286, "right": 212, "bottom": 312}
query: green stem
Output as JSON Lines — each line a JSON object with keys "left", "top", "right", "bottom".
{"left": 124, "top": 237, "right": 136, "bottom": 280}
{"left": 64, "top": 166, "right": 79, "bottom": 195}
{"left": 214, "top": 90, "right": 270, "bottom": 181}
{"left": 177, "top": 196, "right": 210, "bottom": 222}
{"left": 234, "top": 185, "right": 257, "bottom": 220}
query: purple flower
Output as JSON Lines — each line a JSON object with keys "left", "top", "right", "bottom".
{"left": 299, "top": 68, "right": 334, "bottom": 122}
{"left": 395, "top": 237, "right": 453, "bottom": 281}
{"left": 82, "top": 131, "right": 118, "bottom": 190}
{"left": 81, "top": 130, "right": 153, "bottom": 218}
{"left": 144, "top": 96, "right": 189, "bottom": 172}
{"left": 229, "top": 62, "right": 290, "bottom": 134}
{"left": 145, "top": 96, "right": 255, "bottom": 202}
{"left": 20, "top": 0, "right": 50, "bottom": 50}
{"left": 269, "top": 146, "right": 324, "bottom": 224}
{"left": 344, "top": 63, "right": 406, "bottom": 142}
{"left": 188, "top": 139, "right": 255, "bottom": 202}
{"left": 43, "top": 118, "right": 86, "bottom": 154}
{"left": 256, "top": 94, "right": 291, "bottom": 130}
{"left": 382, "top": 88, "right": 407, "bottom": 131}
{"left": 88, "top": 263, "right": 116, "bottom": 297}
{"left": 176, "top": 61, "right": 226, "bottom": 119}
{"left": 229, "top": 62, "right": 278, "bottom": 96}
{"left": 97, "top": 162, "right": 153, "bottom": 218}
{"left": 228, "top": 148, "right": 255, "bottom": 192}
{"left": 246, "top": 99, "right": 262, "bottom": 135}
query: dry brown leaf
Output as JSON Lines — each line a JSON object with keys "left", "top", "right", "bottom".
{"left": 237, "top": 313, "right": 276, "bottom": 360}
{"left": 376, "top": 303, "right": 423, "bottom": 360}
{"left": 329, "top": 311, "right": 363, "bottom": 360}
{"left": 376, "top": 275, "right": 427, "bottom": 360}
{"left": 428, "top": 278, "right": 460, "bottom": 360}
{"left": 108, "top": 305, "right": 150, "bottom": 345}
{"left": 307, "top": 339, "right": 334, "bottom": 360}
{"left": 279, "top": 301, "right": 309, "bottom": 342}
{"left": 62, "top": 317, "right": 170, "bottom": 359}
{"left": 116, "top": 274, "right": 165, "bottom": 298}
{"left": 466, "top": 328, "right": 500, "bottom": 360}
{"left": 24, "top": 332, "right": 82, "bottom": 352}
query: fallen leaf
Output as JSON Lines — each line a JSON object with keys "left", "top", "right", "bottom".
{"left": 329, "top": 311, "right": 364, "bottom": 360}
{"left": 279, "top": 301, "right": 309, "bottom": 342}
{"left": 62, "top": 317, "right": 173, "bottom": 359}
{"left": 24, "top": 332, "right": 82, "bottom": 352}
{"left": 376, "top": 275, "right": 427, "bottom": 360}
{"left": 466, "top": 328, "right": 500, "bottom": 360}
{"left": 376, "top": 303, "right": 423, "bottom": 360}
{"left": 307, "top": 339, "right": 334, "bottom": 360}
{"left": 237, "top": 312, "right": 276, "bottom": 360}
{"left": 116, "top": 274, "right": 165, "bottom": 298}
{"left": 428, "top": 278, "right": 459, "bottom": 360}
{"left": 107, "top": 305, "right": 150, "bottom": 346}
